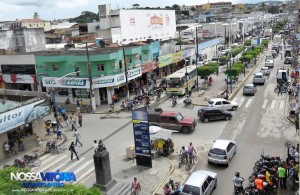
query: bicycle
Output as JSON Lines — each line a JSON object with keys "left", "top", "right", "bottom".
{"left": 185, "top": 153, "right": 197, "bottom": 171}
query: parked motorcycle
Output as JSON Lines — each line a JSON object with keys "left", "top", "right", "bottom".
{"left": 45, "top": 140, "right": 58, "bottom": 154}
{"left": 24, "top": 153, "right": 41, "bottom": 167}
{"left": 14, "top": 159, "right": 26, "bottom": 168}
{"left": 183, "top": 99, "right": 193, "bottom": 108}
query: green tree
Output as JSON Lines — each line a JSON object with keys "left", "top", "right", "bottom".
{"left": 165, "top": 6, "right": 171, "bottom": 9}
{"left": 132, "top": 3, "right": 140, "bottom": 8}
{"left": 69, "top": 11, "right": 98, "bottom": 23}
{"left": 171, "top": 4, "right": 181, "bottom": 15}
{"left": 268, "top": 6, "right": 279, "bottom": 14}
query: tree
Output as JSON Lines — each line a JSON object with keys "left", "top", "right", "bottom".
{"left": 191, "top": 7, "right": 196, "bottom": 11}
{"left": 69, "top": 11, "right": 98, "bottom": 23}
{"left": 268, "top": 6, "right": 279, "bottom": 14}
{"left": 165, "top": 6, "right": 171, "bottom": 9}
{"left": 171, "top": 4, "right": 181, "bottom": 15}
{"left": 132, "top": 3, "right": 140, "bottom": 9}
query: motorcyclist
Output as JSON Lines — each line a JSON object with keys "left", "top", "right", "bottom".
{"left": 120, "top": 102, "right": 126, "bottom": 110}
{"left": 184, "top": 95, "right": 191, "bottom": 105}
{"left": 163, "top": 183, "right": 172, "bottom": 195}
{"left": 180, "top": 146, "right": 189, "bottom": 163}
{"left": 233, "top": 171, "right": 244, "bottom": 194}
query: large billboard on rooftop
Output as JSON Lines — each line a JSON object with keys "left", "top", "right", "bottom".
{"left": 113, "top": 10, "right": 176, "bottom": 44}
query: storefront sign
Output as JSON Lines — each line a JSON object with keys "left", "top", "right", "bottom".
{"left": 128, "top": 67, "right": 142, "bottom": 79}
{"left": 158, "top": 51, "right": 184, "bottom": 68}
{"left": 0, "top": 99, "right": 50, "bottom": 134}
{"left": 2, "top": 74, "right": 37, "bottom": 84}
{"left": 142, "top": 61, "right": 158, "bottom": 74}
{"left": 93, "top": 75, "right": 116, "bottom": 88}
{"left": 42, "top": 77, "right": 89, "bottom": 89}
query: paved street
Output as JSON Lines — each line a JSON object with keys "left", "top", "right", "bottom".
{"left": 1, "top": 40, "right": 298, "bottom": 195}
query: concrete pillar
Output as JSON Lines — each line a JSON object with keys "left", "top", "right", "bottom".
{"left": 106, "top": 88, "right": 112, "bottom": 105}
{"left": 94, "top": 88, "right": 101, "bottom": 106}
{"left": 32, "top": 118, "right": 45, "bottom": 140}
{"left": 93, "top": 150, "right": 117, "bottom": 194}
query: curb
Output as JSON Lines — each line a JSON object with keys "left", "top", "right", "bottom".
{"left": 287, "top": 116, "right": 296, "bottom": 124}
{"left": 228, "top": 49, "right": 269, "bottom": 100}
{"left": 152, "top": 157, "right": 175, "bottom": 195}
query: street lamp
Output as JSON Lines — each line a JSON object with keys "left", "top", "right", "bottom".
{"left": 51, "top": 71, "right": 80, "bottom": 123}
{"left": 195, "top": 25, "right": 202, "bottom": 92}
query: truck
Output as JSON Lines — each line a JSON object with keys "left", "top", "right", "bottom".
{"left": 148, "top": 108, "right": 197, "bottom": 134}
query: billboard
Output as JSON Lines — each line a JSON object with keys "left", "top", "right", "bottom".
{"left": 116, "top": 10, "right": 176, "bottom": 44}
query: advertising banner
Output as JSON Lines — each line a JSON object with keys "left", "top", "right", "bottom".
{"left": 42, "top": 77, "right": 90, "bottom": 89}
{"left": 132, "top": 107, "right": 152, "bottom": 168}
{"left": 116, "top": 10, "right": 176, "bottom": 45}
{"left": 2, "top": 74, "right": 37, "bottom": 84}
{"left": 158, "top": 51, "right": 184, "bottom": 68}
{"left": 0, "top": 99, "right": 50, "bottom": 134}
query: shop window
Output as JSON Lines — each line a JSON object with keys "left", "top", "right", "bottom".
{"left": 119, "top": 61, "right": 122, "bottom": 69}
{"left": 144, "top": 53, "right": 148, "bottom": 61}
{"left": 97, "top": 64, "right": 105, "bottom": 71}
{"left": 52, "top": 65, "right": 59, "bottom": 71}
{"left": 57, "top": 88, "right": 68, "bottom": 96}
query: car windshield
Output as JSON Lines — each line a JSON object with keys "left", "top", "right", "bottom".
{"left": 210, "top": 148, "right": 226, "bottom": 155}
{"left": 244, "top": 86, "right": 252, "bottom": 89}
{"left": 254, "top": 75, "right": 262, "bottom": 78}
{"left": 176, "top": 113, "right": 184, "bottom": 121}
{"left": 208, "top": 100, "right": 214, "bottom": 104}
{"left": 182, "top": 185, "right": 200, "bottom": 194}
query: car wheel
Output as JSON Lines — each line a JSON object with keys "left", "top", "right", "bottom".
{"left": 225, "top": 116, "right": 229, "bottom": 121}
{"left": 181, "top": 126, "right": 191, "bottom": 134}
{"left": 204, "top": 118, "right": 209, "bottom": 123}
{"left": 232, "top": 106, "right": 237, "bottom": 111}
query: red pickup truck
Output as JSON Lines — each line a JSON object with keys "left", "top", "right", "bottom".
{"left": 148, "top": 108, "right": 197, "bottom": 134}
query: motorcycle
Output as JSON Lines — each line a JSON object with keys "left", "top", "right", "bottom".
{"left": 45, "top": 140, "right": 59, "bottom": 154}
{"left": 172, "top": 96, "right": 177, "bottom": 107}
{"left": 178, "top": 153, "right": 188, "bottom": 168}
{"left": 120, "top": 102, "right": 127, "bottom": 111}
{"left": 14, "top": 159, "right": 26, "bottom": 168}
{"left": 24, "top": 153, "right": 41, "bottom": 167}
{"left": 183, "top": 99, "right": 193, "bottom": 108}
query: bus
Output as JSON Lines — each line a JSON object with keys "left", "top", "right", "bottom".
{"left": 165, "top": 65, "right": 197, "bottom": 95}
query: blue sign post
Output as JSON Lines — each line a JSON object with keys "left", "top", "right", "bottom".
{"left": 132, "top": 107, "right": 152, "bottom": 168}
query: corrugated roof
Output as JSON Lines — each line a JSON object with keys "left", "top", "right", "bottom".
{"left": 52, "top": 23, "right": 78, "bottom": 30}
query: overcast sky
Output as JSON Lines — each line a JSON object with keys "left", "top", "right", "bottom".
{"left": 0, "top": 0, "right": 282, "bottom": 21}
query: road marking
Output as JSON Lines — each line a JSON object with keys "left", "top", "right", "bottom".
{"left": 279, "top": 100, "right": 285, "bottom": 110}
{"left": 239, "top": 98, "right": 245, "bottom": 106}
{"left": 31, "top": 155, "right": 57, "bottom": 171}
{"left": 262, "top": 99, "right": 268, "bottom": 109}
{"left": 73, "top": 167, "right": 95, "bottom": 184}
{"left": 50, "top": 157, "right": 71, "bottom": 172}
{"left": 39, "top": 154, "right": 50, "bottom": 161}
{"left": 73, "top": 159, "right": 94, "bottom": 175}
{"left": 244, "top": 99, "right": 252, "bottom": 108}
{"left": 270, "top": 100, "right": 276, "bottom": 109}
{"left": 63, "top": 157, "right": 86, "bottom": 172}
{"left": 35, "top": 155, "right": 67, "bottom": 172}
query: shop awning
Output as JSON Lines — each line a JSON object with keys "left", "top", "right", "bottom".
{"left": 149, "top": 126, "right": 177, "bottom": 140}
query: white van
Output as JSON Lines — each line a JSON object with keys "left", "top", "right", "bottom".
{"left": 277, "top": 69, "right": 290, "bottom": 82}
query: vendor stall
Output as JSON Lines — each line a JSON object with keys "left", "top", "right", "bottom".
{"left": 150, "top": 126, "right": 175, "bottom": 157}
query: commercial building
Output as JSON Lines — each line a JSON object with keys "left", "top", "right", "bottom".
{"left": 201, "top": 2, "right": 233, "bottom": 12}
{"left": 0, "top": 89, "right": 50, "bottom": 161}
{"left": 98, "top": 5, "right": 176, "bottom": 45}
{"left": 0, "top": 54, "right": 38, "bottom": 91}
{"left": 13, "top": 12, "right": 52, "bottom": 31}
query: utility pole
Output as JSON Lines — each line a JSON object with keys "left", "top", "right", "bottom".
{"left": 85, "top": 42, "right": 94, "bottom": 113}
{"left": 195, "top": 27, "right": 199, "bottom": 92}
{"left": 122, "top": 45, "right": 130, "bottom": 99}
{"left": 292, "top": 0, "right": 299, "bottom": 68}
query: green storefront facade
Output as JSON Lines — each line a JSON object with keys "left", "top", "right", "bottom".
{"left": 35, "top": 44, "right": 158, "bottom": 108}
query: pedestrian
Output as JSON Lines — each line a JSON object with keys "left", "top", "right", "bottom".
{"left": 277, "top": 84, "right": 282, "bottom": 95}
{"left": 295, "top": 117, "right": 299, "bottom": 136}
{"left": 4, "top": 141, "right": 10, "bottom": 157}
{"left": 9, "top": 139, "right": 17, "bottom": 155}
{"left": 70, "top": 115, "right": 76, "bottom": 131}
{"left": 93, "top": 140, "right": 98, "bottom": 153}
{"left": 74, "top": 129, "right": 83, "bottom": 147}
{"left": 72, "top": 113, "right": 76, "bottom": 126}
{"left": 17, "top": 136, "right": 25, "bottom": 152}
{"left": 36, "top": 136, "right": 43, "bottom": 151}
{"left": 187, "top": 142, "right": 196, "bottom": 165}
{"left": 78, "top": 113, "right": 83, "bottom": 127}
{"left": 287, "top": 163, "right": 296, "bottom": 190}
{"left": 76, "top": 98, "right": 80, "bottom": 108}
{"left": 45, "top": 120, "right": 51, "bottom": 136}
{"left": 65, "top": 115, "right": 70, "bottom": 127}
{"left": 278, "top": 162, "right": 287, "bottom": 189}
{"left": 130, "top": 177, "right": 141, "bottom": 195}
{"left": 98, "top": 140, "right": 106, "bottom": 151}
{"left": 57, "top": 127, "right": 62, "bottom": 140}
{"left": 69, "top": 142, "right": 79, "bottom": 161}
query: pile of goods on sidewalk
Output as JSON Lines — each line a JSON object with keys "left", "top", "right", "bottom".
{"left": 244, "top": 151, "right": 299, "bottom": 195}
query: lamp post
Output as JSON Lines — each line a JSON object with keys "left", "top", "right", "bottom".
{"left": 51, "top": 71, "right": 80, "bottom": 123}
{"left": 195, "top": 26, "right": 202, "bottom": 92}
{"left": 122, "top": 45, "right": 130, "bottom": 99}
{"left": 85, "top": 43, "right": 95, "bottom": 113}
{"left": 214, "top": 20, "right": 218, "bottom": 56}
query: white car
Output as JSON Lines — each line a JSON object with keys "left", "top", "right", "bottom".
{"left": 207, "top": 98, "right": 238, "bottom": 111}
{"left": 260, "top": 67, "right": 270, "bottom": 76}
{"left": 208, "top": 139, "right": 237, "bottom": 166}
{"left": 182, "top": 170, "right": 217, "bottom": 195}
{"left": 265, "top": 60, "right": 274, "bottom": 68}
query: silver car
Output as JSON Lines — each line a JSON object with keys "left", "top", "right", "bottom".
{"left": 260, "top": 67, "right": 270, "bottom": 76}
{"left": 265, "top": 60, "right": 274, "bottom": 68}
{"left": 243, "top": 84, "right": 257, "bottom": 96}
{"left": 253, "top": 73, "right": 265, "bottom": 85}
{"left": 208, "top": 139, "right": 237, "bottom": 166}
{"left": 181, "top": 170, "right": 217, "bottom": 195}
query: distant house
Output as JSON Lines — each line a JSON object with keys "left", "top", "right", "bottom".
{"left": 13, "top": 12, "right": 51, "bottom": 31}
